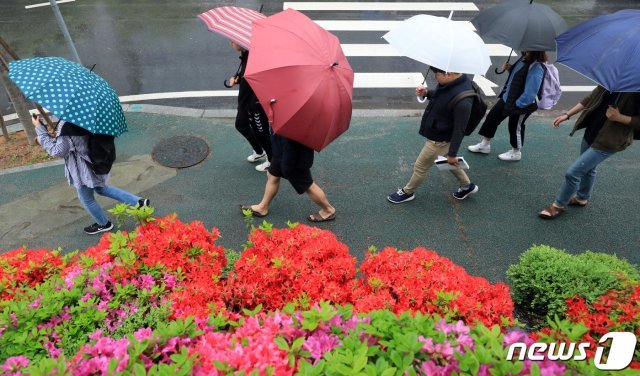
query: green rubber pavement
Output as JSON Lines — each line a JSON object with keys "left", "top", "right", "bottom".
{"left": 2, "top": 111, "right": 639, "bottom": 283}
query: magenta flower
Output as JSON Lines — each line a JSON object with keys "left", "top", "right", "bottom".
{"left": 1, "top": 356, "right": 30, "bottom": 373}
{"left": 64, "top": 265, "right": 83, "bottom": 289}
{"left": 418, "top": 336, "right": 436, "bottom": 353}
{"left": 435, "top": 319, "right": 453, "bottom": 335}
{"left": 133, "top": 328, "right": 154, "bottom": 342}
{"left": 451, "top": 320, "right": 470, "bottom": 335}
{"left": 302, "top": 331, "right": 341, "bottom": 364}
{"left": 29, "top": 295, "right": 43, "bottom": 309}
{"left": 137, "top": 274, "right": 155, "bottom": 291}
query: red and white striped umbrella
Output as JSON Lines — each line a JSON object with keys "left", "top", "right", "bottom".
{"left": 198, "top": 6, "right": 266, "bottom": 50}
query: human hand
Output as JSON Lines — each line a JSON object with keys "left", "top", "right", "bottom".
{"left": 31, "top": 114, "right": 43, "bottom": 129}
{"left": 447, "top": 155, "right": 459, "bottom": 165}
{"left": 228, "top": 76, "right": 239, "bottom": 86}
{"left": 606, "top": 106, "right": 622, "bottom": 122}
{"left": 552, "top": 114, "right": 568, "bottom": 128}
{"left": 502, "top": 62, "right": 511, "bottom": 71}
{"left": 415, "top": 85, "right": 427, "bottom": 97}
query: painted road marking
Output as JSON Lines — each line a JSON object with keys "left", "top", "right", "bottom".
{"left": 284, "top": 2, "right": 478, "bottom": 11}
{"left": 25, "top": 0, "right": 74, "bottom": 9}
{"left": 342, "top": 43, "right": 512, "bottom": 57}
{"left": 314, "top": 19, "right": 475, "bottom": 31}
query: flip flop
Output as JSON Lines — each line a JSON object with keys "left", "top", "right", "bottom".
{"left": 240, "top": 204, "right": 268, "bottom": 218}
{"left": 538, "top": 203, "right": 565, "bottom": 219}
{"left": 308, "top": 212, "right": 336, "bottom": 223}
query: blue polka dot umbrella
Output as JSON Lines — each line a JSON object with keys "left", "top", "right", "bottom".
{"left": 8, "top": 57, "right": 127, "bottom": 137}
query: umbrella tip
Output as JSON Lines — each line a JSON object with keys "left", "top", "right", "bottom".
{"left": 331, "top": 62, "right": 339, "bottom": 67}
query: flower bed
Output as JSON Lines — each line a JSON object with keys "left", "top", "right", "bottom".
{"left": 0, "top": 213, "right": 636, "bottom": 374}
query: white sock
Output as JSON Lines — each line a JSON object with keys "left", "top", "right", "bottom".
{"left": 480, "top": 138, "right": 490, "bottom": 146}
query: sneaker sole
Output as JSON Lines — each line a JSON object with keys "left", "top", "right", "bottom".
{"left": 498, "top": 156, "right": 521, "bottom": 161}
{"left": 453, "top": 185, "right": 479, "bottom": 200}
{"left": 468, "top": 148, "right": 490, "bottom": 154}
{"left": 387, "top": 195, "right": 415, "bottom": 204}
{"left": 84, "top": 223, "right": 114, "bottom": 235}
{"left": 247, "top": 155, "right": 267, "bottom": 163}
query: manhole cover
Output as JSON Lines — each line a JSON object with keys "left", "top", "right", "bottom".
{"left": 152, "top": 136, "right": 210, "bottom": 168}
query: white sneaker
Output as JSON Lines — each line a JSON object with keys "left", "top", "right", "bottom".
{"left": 247, "top": 151, "right": 266, "bottom": 163}
{"left": 468, "top": 142, "right": 491, "bottom": 154}
{"left": 255, "top": 161, "right": 270, "bottom": 172}
{"left": 498, "top": 149, "right": 521, "bottom": 161}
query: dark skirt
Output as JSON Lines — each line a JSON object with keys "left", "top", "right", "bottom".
{"left": 268, "top": 134, "right": 314, "bottom": 194}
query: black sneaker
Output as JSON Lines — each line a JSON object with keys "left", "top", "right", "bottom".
{"left": 453, "top": 183, "right": 478, "bottom": 200}
{"left": 387, "top": 188, "right": 415, "bottom": 204}
{"left": 137, "top": 198, "right": 150, "bottom": 207}
{"left": 84, "top": 221, "right": 114, "bottom": 235}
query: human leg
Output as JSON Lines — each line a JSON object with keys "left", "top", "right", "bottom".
{"left": 402, "top": 140, "right": 443, "bottom": 194}
{"left": 76, "top": 186, "right": 109, "bottom": 226}
{"left": 306, "top": 182, "right": 336, "bottom": 221}
{"left": 575, "top": 139, "right": 605, "bottom": 202}
{"left": 236, "top": 109, "right": 264, "bottom": 159}
{"left": 469, "top": 100, "right": 507, "bottom": 153}
{"left": 94, "top": 185, "right": 140, "bottom": 206}
{"left": 541, "top": 142, "right": 614, "bottom": 218}
{"left": 245, "top": 172, "right": 281, "bottom": 216}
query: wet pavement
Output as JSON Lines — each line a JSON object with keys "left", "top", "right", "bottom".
{"left": 1, "top": 106, "right": 639, "bottom": 283}
{"left": 2, "top": 0, "right": 639, "bottom": 114}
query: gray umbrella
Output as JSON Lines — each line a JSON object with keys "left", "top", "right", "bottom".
{"left": 471, "top": 0, "right": 567, "bottom": 52}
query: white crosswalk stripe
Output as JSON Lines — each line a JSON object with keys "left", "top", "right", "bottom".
{"left": 288, "top": 1, "right": 593, "bottom": 97}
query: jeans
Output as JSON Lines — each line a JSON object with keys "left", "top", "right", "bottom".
{"left": 555, "top": 139, "right": 614, "bottom": 207}
{"left": 76, "top": 185, "right": 140, "bottom": 226}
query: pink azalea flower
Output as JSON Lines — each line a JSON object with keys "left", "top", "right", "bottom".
{"left": 418, "top": 336, "right": 436, "bottom": 353}
{"left": 456, "top": 334, "right": 474, "bottom": 351}
{"left": 1, "top": 356, "right": 30, "bottom": 372}
{"left": 302, "top": 331, "right": 341, "bottom": 364}
{"left": 435, "top": 319, "right": 453, "bottom": 335}
{"left": 137, "top": 274, "right": 155, "bottom": 291}
{"left": 451, "top": 320, "right": 470, "bottom": 335}
{"left": 64, "top": 265, "right": 83, "bottom": 289}
{"left": 29, "top": 295, "right": 43, "bottom": 309}
{"left": 134, "top": 328, "right": 154, "bottom": 342}
{"left": 503, "top": 330, "right": 528, "bottom": 346}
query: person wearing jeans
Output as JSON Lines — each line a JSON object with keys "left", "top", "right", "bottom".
{"left": 539, "top": 86, "right": 640, "bottom": 219}
{"left": 34, "top": 117, "right": 150, "bottom": 234}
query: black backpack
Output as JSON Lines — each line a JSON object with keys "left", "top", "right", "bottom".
{"left": 60, "top": 123, "right": 116, "bottom": 175}
{"left": 447, "top": 82, "right": 488, "bottom": 136}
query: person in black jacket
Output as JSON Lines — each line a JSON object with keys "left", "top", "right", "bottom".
{"left": 387, "top": 66, "right": 478, "bottom": 204}
{"left": 467, "top": 51, "right": 546, "bottom": 161}
{"left": 241, "top": 133, "right": 336, "bottom": 222}
{"left": 227, "top": 41, "right": 272, "bottom": 172}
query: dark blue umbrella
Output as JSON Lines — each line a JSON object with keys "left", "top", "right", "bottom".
{"left": 8, "top": 57, "right": 127, "bottom": 136}
{"left": 556, "top": 9, "right": 640, "bottom": 93}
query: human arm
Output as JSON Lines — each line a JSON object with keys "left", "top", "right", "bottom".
{"left": 552, "top": 103, "right": 585, "bottom": 128}
{"left": 34, "top": 119, "right": 72, "bottom": 158}
{"left": 515, "top": 63, "right": 544, "bottom": 108}
{"left": 606, "top": 106, "right": 640, "bottom": 128}
{"left": 447, "top": 97, "right": 473, "bottom": 160}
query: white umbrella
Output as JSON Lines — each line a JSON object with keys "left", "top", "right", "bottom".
{"left": 383, "top": 14, "right": 491, "bottom": 75}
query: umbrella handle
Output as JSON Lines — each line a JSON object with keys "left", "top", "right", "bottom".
{"left": 223, "top": 79, "right": 233, "bottom": 88}
{"left": 494, "top": 50, "right": 514, "bottom": 75}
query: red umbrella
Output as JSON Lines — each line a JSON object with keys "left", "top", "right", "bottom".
{"left": 244, "top": 9, "right": 354, "bottom": 152}
{"left": 198, "top": 6, "right": 265, "bottom": 50}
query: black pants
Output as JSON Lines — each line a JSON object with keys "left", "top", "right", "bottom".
{"left": 235, "top": 104, "right": 272, "bottom": 161}
{"left": 478, "top": 99, "right": 533, "bottom": 149}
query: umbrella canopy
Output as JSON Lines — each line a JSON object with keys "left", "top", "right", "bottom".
{"left": 9, "top": 57, "right": 127, "bottom": 137}
{"left": 244, "top": 9, "right": 354, "bottom": 152}
{"left": 382, "top": 14, "right": 490, "bottom": 75}
{"left": 471, "top": 0, "right": 567, "bottom": 51}
{"left": 198, "top": 6, "right": 265, "bottom": 50}
{"left": 556, "top": 9, "right": 640, "bottom": 93}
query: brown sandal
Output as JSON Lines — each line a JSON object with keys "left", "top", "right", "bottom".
{"left": 539, "top": 203, "right": 565, "bottom": 219}
{"left": 568, "top": 197, "right": 588, "bottom": 207}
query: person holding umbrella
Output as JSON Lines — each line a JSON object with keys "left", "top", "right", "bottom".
{"left": 240, "top": 133, "right": 336, "bottom": 222}
{"left": 467, "top": 51, "right": 546, "bottom": 161}
{"left": 227, "top": 41, "right": 272, "bottom": 172}
{"left": 33, "top": 116, "right": 150, "bottom": 234}
{"left": 538, "top": 88, "right": 640, "bottom": 219}
{"left": 9, "top": 57, "right": 149, "bottom": 235}
{"left": 387, "top": 66, "right": 479, "bottom": 204}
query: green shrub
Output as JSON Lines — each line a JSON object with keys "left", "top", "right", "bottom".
{"left": 507, "top": 245, "right": 639, "bottom": 320}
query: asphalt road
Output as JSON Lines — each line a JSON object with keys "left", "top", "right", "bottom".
{"left": 1, "top": 0, "right": 638, "bottom": 115}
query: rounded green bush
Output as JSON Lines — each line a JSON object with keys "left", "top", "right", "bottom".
{"left": 507, "top": 245, "right": 639, "bottom": 320}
